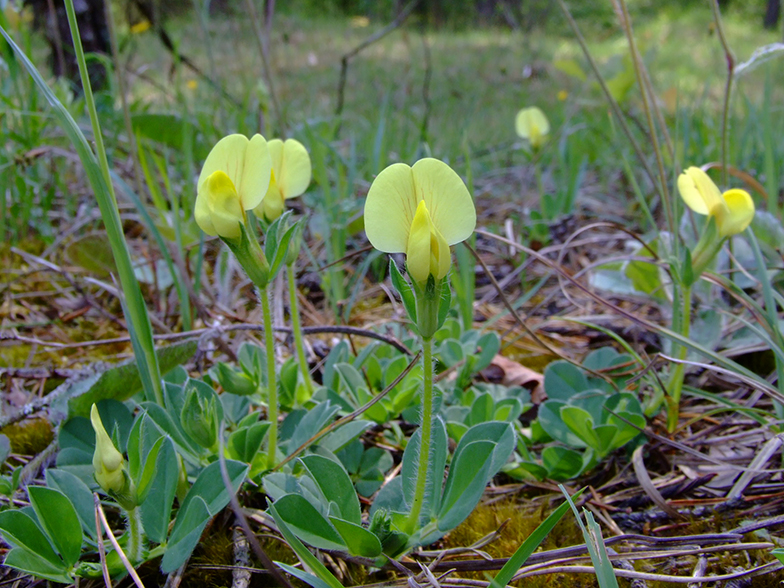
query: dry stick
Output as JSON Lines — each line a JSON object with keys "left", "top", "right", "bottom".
{"left": 335, "top": 0, "right": 421, "bottom": 120}
{"left": 94, "top": 495, "right": 113, "bottom": 588}
{"left": 709, "top": 0, "right": 735, "bottom": 187}
{"left": 463, "top": 242, "right": 618, "bottom": 388}
{"left": 244, "top": 0, "right": 285, "bottom": 134}
{"left": 613, "top": 0, "right": 673, "bottom": 232}
{"left": 94, "top": 494, "right": 146, "bottom": 588}
{"left": 631, "top": 445, "right": 682, "bottom": 519}
{"left": 274, "top": 350, "right": 422, "bottom": 470}
{"left": 476, "top": 228, "right": 784, "bottom": 402}
{"left": 217, "top": 440, "right": 295, "bottom": 588}
{"left": 419, "top": 28, "right": 432, "bottom": 144}
{"left": 5, "top": 323, "right": 412, "bottom": 355}
{"left": 555, "top": 0, "right": 664, "bottom": 211}
{"left": 130, "top": 0, "right": 241, "bottom": 108}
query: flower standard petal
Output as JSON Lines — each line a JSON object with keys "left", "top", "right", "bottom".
{"left": 677, "top": 167, "right": 721, "bottom": 216}
{"left": 237, "top": 134, "right": 271, "bottom": 211}
{"left": 515, "top": 107, "right": 550, "bottom": 148}
{"left": 277, "top": 138, "right": 312, "bottom": 200}
{"left": 410, "top": 158, "right": 475, "bottom": 245}
{"left": 198, "top": 134, "right": 250, "bottom": 195}
{"left": 365, "top": 162, "right": 418, "bottom": 253}
{"left": 719, "top": 188, "right": 755, "bottom": 236}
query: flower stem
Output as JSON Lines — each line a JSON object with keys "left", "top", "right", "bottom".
{"left": 666, "top": 283, "right": 691, "bottom": 433}
{"left": 259, "top": 286, "right": 278, "bottom": 468}
{"left": 287, "top": 263, "right": 314, "bottom": 399}
{"left": 405, "top": 336, "right": 434, "bottom": 534}
{"left": 126, "top": 507, "right": 143, "bottom": 564}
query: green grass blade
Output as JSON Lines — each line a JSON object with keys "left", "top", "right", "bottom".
{"left": 0, "top": 24, "right": 164, "bottom": 406}
{"left": 490, "top": 488, "right": 583, "bottom": 587}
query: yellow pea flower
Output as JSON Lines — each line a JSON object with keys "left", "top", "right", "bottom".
{"left": 364, "top": 158, "right": 476, "bottom": 285}
{"left": 677, "top": 167, "right": 755, "bottom": 237}
{"left": 515, "top": 106, "right": 550, "bottom": 150}
{"left": 253, "top": 138, "right": 311, "bottom": 221}
{"left": 90, "top": 404, "right": 125, "bottom": 495}
{"left": 194, "top": 134, "right": 271, "bottom": 239}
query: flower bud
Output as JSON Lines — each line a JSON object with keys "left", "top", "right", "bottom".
{"left": 90, "top": 404, "right": 126, "bottom": 495}
{"left": 181, "top": 383, "right": 221, "bottom": 450}
{"left": 216, "top": 363, "right": 259, "bottom": 397}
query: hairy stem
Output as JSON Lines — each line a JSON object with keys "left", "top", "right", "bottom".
{"left": 260, "top": 287, "right": 278, "bottom": 468}
{"left": 666, "top": 283, "right": 691, "bottom": 432}
{"left": 405, "top": 336, "right": 433, "bottom": 534}
{"left": 287, "top": 263, "right": 313, "bottom": 398}
{"left": 126, "top": 507, "right": 143, "bottom": 564}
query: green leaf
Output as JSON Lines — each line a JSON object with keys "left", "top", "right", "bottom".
{"left": 45, "top": 469, "right": 97, "bottom": 541}
{"left": 160, "top": 496, "right": 211, "bottom": 573}
{"left": 544, "top": 360, "right": 588, "bottom": 400}
{"left": 320, "top": 420, "right": 373, "bottom": 454}
{"left": 27, "top": 486, "right": 83, "bottom": 567}
{"left": 300, "top": 455, "right": 361, "bottom": 524}
{"left": 131, "top": 113, "right": 205, "bottom": 157}
{"left": 268, "top": 502, "right": 344, "bottom": 588}
{"left": 4, "top": 547, "right": 72, "bottom": 584}
{"left": 542, "top": 446, "right": 584, "bottom": 481}
{"left": 437, "top": 276, "right": 452, "bottom": 330}
{"left": 389, "top": 258, "right": 417, "bottom": 324}
{"left": 402, "top": 419, "right": 448, "bottom": 519}
{"left": 136, "top": 436, "right": 166, "bottom": 503}
{"left": 178, "top": 460, "right": 248, "bottom": 517}
{"left": 537, "top": 401, "right": 586, "bottom": 447}
{"left": 560, "top": 406, "right": 600, "bottom": 452}
{"left": 268, "top": 218, "right": 298, "bottom": 280}
{"left": 0, "top": 510, "right": 61, "bottom": 566}
{"left": 271, "top": 494, "right": 346, "bottom": 551}
{"left": 139, "top": 437, "right": 179, "bottom": 544}
{"left": 437, "top": 440, "right": 494, "bottom": 532}
{"left": 329, "top": 517, "right": 383, "bottom": 557}
{"left": 0, "top": 434, "right": 11, "bottom": 464}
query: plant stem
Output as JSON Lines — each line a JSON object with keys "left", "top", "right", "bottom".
{"left": 126, "top": 507, "right": 143, "bottom": 564}
{"left": 666, "top": 283, "right": 691, "bottom": 432}
{"left": 406, "top": 336, "right": 434, "bottom": 534}
{"left": 287, "top": 263, "right": 314, "bottom": 399}
{"left": 260, "top": 286, "right": 278, "bottom": 468}
{"left": 709, "top": 0, "right": 735, "bottom": 187}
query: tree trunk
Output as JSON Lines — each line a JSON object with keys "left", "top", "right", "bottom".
{"left": 764, "top": 0, "right": 781, "bottom": 30}
{"left": 25, "top": 0, "right": 110, "bottom": 90}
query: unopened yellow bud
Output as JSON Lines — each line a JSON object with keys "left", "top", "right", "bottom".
{"left": 90, "top": 405, "right": 125, "bottom": 495}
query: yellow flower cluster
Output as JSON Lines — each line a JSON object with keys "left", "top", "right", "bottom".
{"left": 194, "top": 134, "right": 311, "bottom": 240}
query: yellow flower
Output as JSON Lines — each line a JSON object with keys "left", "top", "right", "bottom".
{"left": 186, "top": 79, "right": 198, "bottom": 91}
{"left": 557, "top": 90, "right": 568, "bottom": 101}
{"left": 677, "top": 167, "right": 755, "bottom": 237}
{"left": 515, "top": 106, "right": 550, "bottom": 150}
{"left": 364, "top": 158, "right": 475, "bottom": 284}
{"left": 253, "top": 138, "right": 311, "bottom": 221}
{"left": 90, "top": 404, "right": 125, "bottom": 495}
{"left": 195, "top": 134, "right": 271, "bottom": 239}
{"left": 130, "top": 19, "right": 151, "bottom": 34}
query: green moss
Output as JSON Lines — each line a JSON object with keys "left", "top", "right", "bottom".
{"left": 1, "top": 418, "right": 54, "bottom": 455}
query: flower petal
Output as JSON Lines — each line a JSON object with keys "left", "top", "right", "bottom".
{"left": 198, "top": 134, "right": 249, "bottom": 196}
{"left": 411, "top": 158, "right": 476, "bottom": 245}
{"left": 364, "top": 162, "right": 417, "bottom": 253}
{"left": 194, "top": 186, "right": 217, "bottom": 236}
{"left": 515, "top": 107, "right": 550, "bottom": 144}
{"left": 407, "top": 200, "right": 434, "bottom": 284}
{"left": 205, "top": 170, "right": 244, "bottom": 239}
{"left": 237, "top": 134, "right": 271, "bottom": 210}
{"left": 278, "top": 139, "right": 312, "bottom": 200}
{"left": 677, "top": 167, "right": 721, "bottom": 216}
{"left": 433, "top": 224, "right": 451, "bottom": 280}
{"left": 719, "top": 188, "right": 755, "bottom": 236}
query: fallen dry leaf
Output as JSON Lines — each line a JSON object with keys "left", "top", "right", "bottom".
{"left": 481, "top": 355, "right": 545, "bottom": 403}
